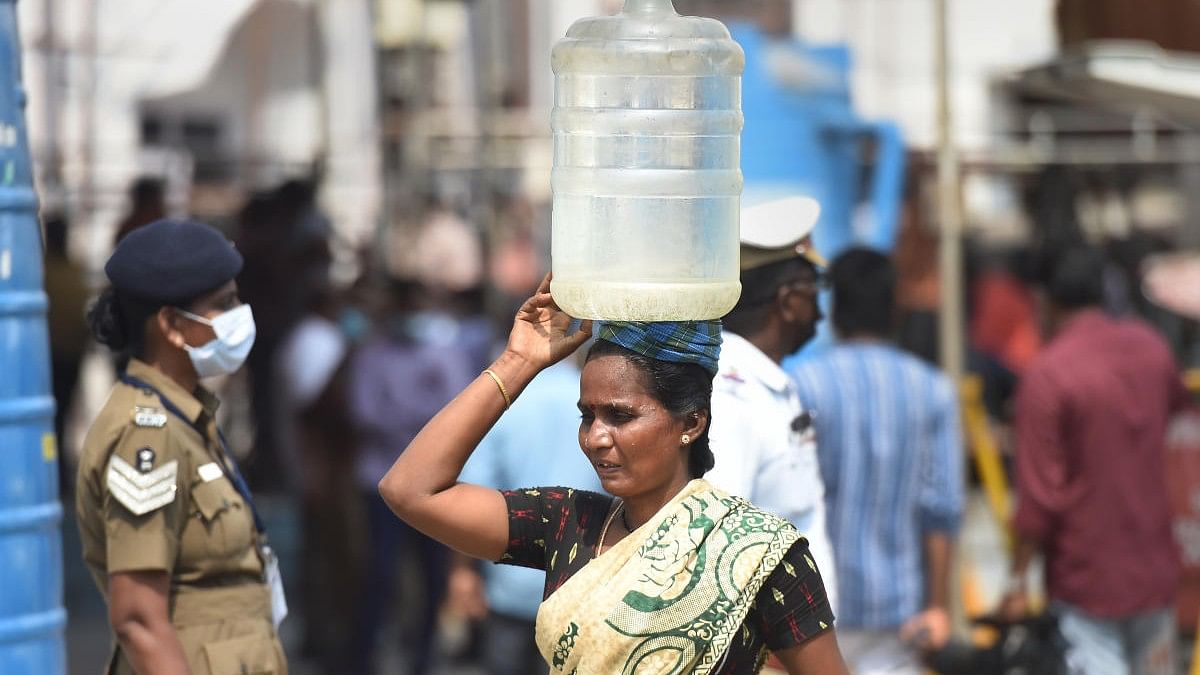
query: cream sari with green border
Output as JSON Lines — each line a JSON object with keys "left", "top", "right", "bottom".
{"left": 534, "top": 479, "right": 804, "bottom": 675}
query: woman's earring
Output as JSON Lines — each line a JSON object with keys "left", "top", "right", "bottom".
{"left": 681, "top": 434, "right": 691, "bottom": 445}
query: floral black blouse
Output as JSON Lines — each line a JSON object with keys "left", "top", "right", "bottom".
{"left": 500, "top": 487, "right": 836, "bottom": 674}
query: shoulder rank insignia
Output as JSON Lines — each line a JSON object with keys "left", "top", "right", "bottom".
{"left": 106, "top": 455, "right": 179, "bottom": 516}
{"left": 133, "top": 406, "right": 167, "bottom": 428}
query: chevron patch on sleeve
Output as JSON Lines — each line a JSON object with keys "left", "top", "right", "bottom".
{"left": 106, "top": 455, "right": 179, "bottom": 516}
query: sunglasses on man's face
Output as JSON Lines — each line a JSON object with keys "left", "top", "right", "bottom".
{"left": 785, "top": 272, "right": 829, "bottom": 294}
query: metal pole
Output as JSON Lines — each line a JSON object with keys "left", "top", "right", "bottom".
{"left": 935, "top": 0, "right": 964, "bottom": 382}
{"left": 245, "top": 6, "right": 271, "bottom": 186}
{"left": 40, "top": 0, "right": 60, "bottom": 206}
{"left": 933, "top": 1, "right": 971, "bottom": 636}
{"left": 80, "top": 0, "right": 98, "bottom": 251}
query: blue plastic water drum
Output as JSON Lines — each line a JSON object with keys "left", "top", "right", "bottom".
{"left": 0, "top": 0, "right": 68, "bottom": 672}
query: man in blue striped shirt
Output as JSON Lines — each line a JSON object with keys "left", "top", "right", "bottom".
{"left": 791, "top": 247, "right": 964, "bottom": 674}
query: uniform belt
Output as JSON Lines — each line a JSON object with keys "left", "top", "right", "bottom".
{"left": 170, "top": 582, "right": 271, "bottom": 627}
{"left": 176, "top": 572, "right": 263, "bottom": 590}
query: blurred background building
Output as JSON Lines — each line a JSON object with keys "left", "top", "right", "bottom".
{"left": 12, "top": 0, "right": 1200, "bottom": 673}
{"left": 17, "top": 0, "right": 380, "bottom": 271}
{"left": 21, "top": 0, "right": 1200, "bottom": 296}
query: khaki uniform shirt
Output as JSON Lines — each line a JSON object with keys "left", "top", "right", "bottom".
{"left": 76, "top": 359, "right": 287, "bottom": 674}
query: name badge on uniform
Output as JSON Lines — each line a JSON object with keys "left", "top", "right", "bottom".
{"left": 197, "top": 462, "right": 223, "bottom": 483}
{"left": 262, "top": 545, "right": 288, "bottom": 629}
{"left": 133, "top": 406, "right": 167, "bottom": 428}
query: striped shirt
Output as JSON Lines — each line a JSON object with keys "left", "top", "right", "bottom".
{"left": 791, "top": 342, "right": 964, "bottom": 629}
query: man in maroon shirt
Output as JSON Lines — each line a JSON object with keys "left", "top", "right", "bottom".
{"left": 1000, "top": 247, "right": 1187, "bottom": 675}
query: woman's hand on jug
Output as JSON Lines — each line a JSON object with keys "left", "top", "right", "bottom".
{"left": 506, "top": 274, "right": 592, "bottom": 372}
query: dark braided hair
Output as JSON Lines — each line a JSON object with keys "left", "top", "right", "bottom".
{"left": 585, "top": 340, "right": 716, "bottom": 478}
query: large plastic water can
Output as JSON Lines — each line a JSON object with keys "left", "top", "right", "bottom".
{"left": 0, "top": 0, "right": 67, "bottom": 671}
{"left": 550, "top": 0, "right": 744, "bottom": 321}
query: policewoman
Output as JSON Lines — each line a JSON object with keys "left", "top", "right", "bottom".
{"left": 76, "top": 219, "right": 288, "bottom": 675}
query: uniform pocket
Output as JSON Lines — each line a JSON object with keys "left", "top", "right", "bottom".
{"left": 202, "top": 633, "right": 280, "bottom": 675}
{"left": 191, "top": 480, "right": 233, "bottom": 523}
{"left": 182, "top": 478, "right": 256, "bottom": 563}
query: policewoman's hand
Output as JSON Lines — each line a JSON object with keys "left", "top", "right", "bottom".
{"left": 506, "top": 274, "right": 592, "bottom": 372}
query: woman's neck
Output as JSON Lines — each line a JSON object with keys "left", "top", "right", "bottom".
{"left": 621, "top": 474, "right": 691, "bottom": 531}
{"left": 142, "top": 347, "right": 199, "bottom": 394}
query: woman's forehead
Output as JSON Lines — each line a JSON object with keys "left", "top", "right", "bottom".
{"left": 580, "top": 355, "right": 652, "bottom": 401}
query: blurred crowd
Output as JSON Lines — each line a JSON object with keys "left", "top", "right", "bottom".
{"left": 49, "top": 175, "right": 523, "bottom": 674}
{"left": 44, "top": 171, "right": 1200, "bottom": 675}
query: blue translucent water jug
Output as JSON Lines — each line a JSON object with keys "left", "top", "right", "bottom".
{"left": 550, "top": 0, "right": 744, "bottom": 321}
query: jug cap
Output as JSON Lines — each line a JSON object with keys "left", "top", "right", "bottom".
{"left": 740, "top": 196, "right": 825, "bottom": 270}
{"left": 560, "top": 0, "right": 737, "bottom": 44}
{"left": 623, "top": 0, "right": 677, "bottom": 15}
{"left": 553, "top": 0, "right": 744, "bottom": 78}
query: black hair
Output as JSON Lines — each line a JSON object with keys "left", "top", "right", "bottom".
{"left": 87, "top": 287, "right": 209, "bottom": 359}
{"left": 1045, "top": 247, "right": 1105, "bottom": 310}
{"left": 831, "top": 247, "right": 895, "bottom": 338}
{"left": 130, "top": 176, "right": 165, "bottom": 206}
{"left": 584, "top": 340, "right": 715, "bottom": 479}
{"left": 723, "top": 257, "right": 816, "bottom": 336}
{"left": 87, "top": 288, "right": 162, "bottom": 359}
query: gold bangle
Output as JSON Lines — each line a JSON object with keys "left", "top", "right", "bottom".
{"left": 482, "top": 369, "right": 512, "bottom": 409}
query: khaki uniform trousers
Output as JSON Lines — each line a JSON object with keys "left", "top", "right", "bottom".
{"left": 109, "top": 584, "right": 286, "bottom": 675}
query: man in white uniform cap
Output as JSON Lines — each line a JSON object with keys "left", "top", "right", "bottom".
{"left": 707, "top": 196, "right": 838, "bottom": 618}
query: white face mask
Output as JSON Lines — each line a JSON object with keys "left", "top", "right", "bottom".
{"left": 177, "top": 304, "right": 257, "bottom": 378}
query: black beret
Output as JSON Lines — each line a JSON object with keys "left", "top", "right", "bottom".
{"left": 104, "top": 219, "right": 243, "bottom": 303}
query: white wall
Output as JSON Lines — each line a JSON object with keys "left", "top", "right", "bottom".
{"left": 319, "top": 0, "right": 382, "bottom": 249}
{"left": 18, "top": 0, "right": 256, "bottom": 266}
{"left": 527, "top": 0, "right": 605, "bottom": 113}
{"left": 18, "top": 0, "right": 383, "bottom": 264}
{"left": 148, "top": 0, "right": 323, "bottom": 173}
{"left": 794, "top": 0, "right": 1057, "bottom": 150}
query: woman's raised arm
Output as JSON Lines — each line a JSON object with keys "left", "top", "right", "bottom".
{"left": 378, "top": 276, "right": 592, "bottom": 561}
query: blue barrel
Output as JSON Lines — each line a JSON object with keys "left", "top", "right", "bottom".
{"left": 0, "top": 0, "right": 67, "bottom": 672}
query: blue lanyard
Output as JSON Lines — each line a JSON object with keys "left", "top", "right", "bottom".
{"left": 119, "top": 374, "right": 266, "bottom": 534}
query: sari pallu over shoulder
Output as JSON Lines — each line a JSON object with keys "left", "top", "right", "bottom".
{"left": 535, "top": 480, "right": 803, "bottom": 675}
